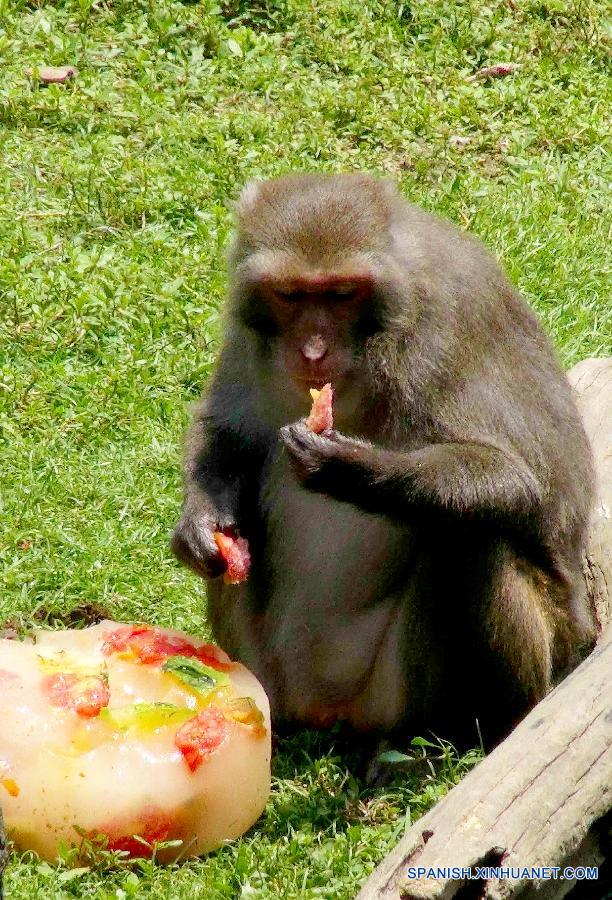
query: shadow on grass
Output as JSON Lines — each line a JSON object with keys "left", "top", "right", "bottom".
{"left": 1, "top": 601, "right": 113, "bottom": 639}
{"left": 254, "top": 724, "right": 464, "bottom": 844}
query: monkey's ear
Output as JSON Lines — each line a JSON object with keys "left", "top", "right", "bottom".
{"left": 367, "top": 174, "right": 400, "bottom": 204}
{"left": 235, "top": 180, "right": 263, "bottom": 220}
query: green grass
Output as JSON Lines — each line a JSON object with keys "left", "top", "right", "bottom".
{"left": 0, "top": 0, "right": 610, "bottom": 896}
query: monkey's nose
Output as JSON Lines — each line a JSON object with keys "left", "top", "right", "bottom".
{"left": 301, "top": 335, "right": 328, "bottom": 362}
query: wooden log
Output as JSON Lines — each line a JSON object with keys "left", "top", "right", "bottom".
{"left": 357, "top": 358, "right": 612, "bottom": 900}
{"left": 357, "top": 629, "right": 612, "bottom": 899}
{"left": 568, "top": 358, "right": 612, "bottom": 633}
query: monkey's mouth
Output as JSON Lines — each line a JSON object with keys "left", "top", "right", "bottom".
{"left": 290, "top": 374, "right": 336, "bottom": 391}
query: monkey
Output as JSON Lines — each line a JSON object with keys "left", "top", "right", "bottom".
{"left": 171, "top": 173, "right": 595, "bottom": 757}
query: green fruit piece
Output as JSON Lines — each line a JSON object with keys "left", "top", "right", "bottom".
{"left": 162, "top": 655, "right": 230, "bottom": 695}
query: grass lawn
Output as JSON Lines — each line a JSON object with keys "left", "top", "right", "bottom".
{"left": 0, "top": 0, "right": 610, "bottom": 896}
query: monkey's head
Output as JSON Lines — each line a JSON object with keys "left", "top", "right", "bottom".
{"left": 227, "top": 174, "right": 399, "bottom": 406}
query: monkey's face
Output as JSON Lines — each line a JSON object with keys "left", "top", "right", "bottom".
{"left": 239, "top": 272, "right": 382, "bottom": 399}
{"left": 228, "top": 175, "right": 397, "bottom": 408}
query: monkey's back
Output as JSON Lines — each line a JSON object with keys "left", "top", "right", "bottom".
{"left": 385, "top": 197, "right": 594, "bottom": 565}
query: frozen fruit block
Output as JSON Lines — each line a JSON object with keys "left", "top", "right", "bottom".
{"left": 0, "top": 621, "right": 270, "bottom": 862}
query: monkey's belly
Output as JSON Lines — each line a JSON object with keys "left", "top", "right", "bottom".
{"left": 284, "top": 602, "right": 410, "bottom": 731}
{"left": 211, "top": 583, "right": 410, "bottom": 732}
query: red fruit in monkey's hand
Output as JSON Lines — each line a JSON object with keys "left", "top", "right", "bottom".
{"left": 213, "top": 532, "right": 251, "bottom": 585}
{"left": 306, "top": 383, "right": 333, "bottom": 433}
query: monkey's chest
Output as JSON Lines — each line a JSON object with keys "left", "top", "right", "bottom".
{"left": 263, "top": 457, "right": 408, "bottom": 602}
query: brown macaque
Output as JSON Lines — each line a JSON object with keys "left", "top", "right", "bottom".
{"left": 171, "top": 173, "right": 595, "bottom": 759}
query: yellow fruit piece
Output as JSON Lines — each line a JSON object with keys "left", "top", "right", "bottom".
{"left": 1, "top": 778, "right": 20, "bottom": 797}
{"left": 65, "top": 723, "right": 112, "bottom": 756}
{"left": 226, "top": 697, "right": 266, "bottom": 737}
{"left": 36, "top": 650, "right": 102, "bottom": 677}
{"left": 100, "top": 702, "right": 194, "bottom": 733}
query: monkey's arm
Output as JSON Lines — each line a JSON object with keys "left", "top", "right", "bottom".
{"left": 171, "top": 416, "right": 247, "bottom": 579}
{"left": 280, "top": 423, "right": 543, "bottom": 535}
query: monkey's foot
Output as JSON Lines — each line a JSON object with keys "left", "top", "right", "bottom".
{"left": 365, "top": 738, "right": 429, "bottom": 787}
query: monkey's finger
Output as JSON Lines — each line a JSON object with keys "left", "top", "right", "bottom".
{"left": 280, "top": 420, "right": 335, "bottom": 451}
{"left": 279, "top": 423, "right": 328, "bottom": 475}
{"left": 170, "top": 521, "right": 227, "bottom": 579}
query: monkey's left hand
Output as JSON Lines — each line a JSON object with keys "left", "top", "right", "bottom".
{"left": 280, "top": 421, "right": 370, "bottom": 494}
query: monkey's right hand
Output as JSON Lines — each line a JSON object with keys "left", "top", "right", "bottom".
{"left": 170, "top": 506, "right": 229, "bottom": 580}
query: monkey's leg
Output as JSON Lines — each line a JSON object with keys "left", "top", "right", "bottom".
{"left": 364, "top": 530, "right": 555, "bottom": 752}
{"left": 439, "top": 537, "right": 555, "bottom": 748}
{"left": 489, "top": 560, "right": 552, "bottom": 696}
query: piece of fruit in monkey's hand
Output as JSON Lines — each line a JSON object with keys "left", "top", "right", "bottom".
{"left": 213, "top": 531, "right": 251, "bottom": 584}
{"left": 0, "top": 621, "right": 271, "bottom": 863}
{"left": 306, "top": 383, "right": 334, "bottom": 433}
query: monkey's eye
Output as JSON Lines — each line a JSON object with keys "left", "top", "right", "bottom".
{"left": 328, "top": 290, "right": 356, "bottom": 303}
{"left": 332, "top": 284, "right": 356, "bottom": 297}
{"left": 239, "top": 295, "right": 279, "bottom": 337}
{"left": 275, "top": 290, "right": 301, "bottom": 303}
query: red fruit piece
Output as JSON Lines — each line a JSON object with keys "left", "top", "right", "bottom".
{"left": 96, "top": 806, "right": 174, "bottom": 858}
{"left": 306, "top": 383, "right": 333, "bottom": 433}
{"left": 469, "top": 62, "right": 521, "bottom": 81}
{"left": 213, "top": 532, "right": 251, "bottom": 585}
{"left": 174, "top": 706, "right": 229, "bottom": 772}
{"left": 101, "top": 623, "right": 150, "bottom": 655}
{"left": 42, "top": 672, "right": 110, "bottom": 718}
{"left": 120, "top": 630, "right": 197, "bottom": 665}
{"left": 193, "top": 643, "right": 233, "bottom": 672}
{"left": 101, "top": 624, "right": 232, "bottom": 671}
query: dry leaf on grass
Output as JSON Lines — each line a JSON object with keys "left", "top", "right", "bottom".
{"left": 27, "top": 66, "right": 77, "bottom": 84}
{"left": 448, "top": 135, "right": 472, "bottom": 147}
